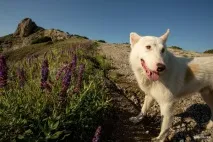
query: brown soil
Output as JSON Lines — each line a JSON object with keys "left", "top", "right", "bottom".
{"left": 98, "top": 43, "right": 213, "bottom": 142}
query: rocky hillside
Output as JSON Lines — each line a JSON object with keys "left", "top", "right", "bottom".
{"left": 0, "top": 18, "right": 70, "bottom": 50}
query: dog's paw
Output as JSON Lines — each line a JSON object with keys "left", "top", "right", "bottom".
{"left": 152, "top": 135, "right": 169, "bottom": 142}
{"left": 206, "top": 120, "right": 213, "bottom": 129}
{"left": 129, "top": 113, "right": 144, "bottom": 124}
{"left": 151, "top": 137, "right": 160, "bottom": 142}
{"left": 151, "top": 137, "right": 164, "bottom": 142}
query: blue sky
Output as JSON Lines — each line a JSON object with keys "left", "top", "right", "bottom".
{"left": 0, "top": 0, "right": 212, "bottom": 52}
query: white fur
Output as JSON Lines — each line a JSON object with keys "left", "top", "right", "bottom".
{"left": 129, "top": 30, "right": 213, "bottom": 141}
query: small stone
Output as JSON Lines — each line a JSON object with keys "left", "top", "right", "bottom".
{"left": 145, "top": 131, "right": 149, "bottom": 134}
{"left": 185, "top": 136, "right": 191, "bottom": 142}
{"left": 193, "top": 135, "right": 201, "bottom": 140}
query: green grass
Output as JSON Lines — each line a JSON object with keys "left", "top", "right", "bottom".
{"left": 0, "top": 39, "right": 111, "bottom": 141}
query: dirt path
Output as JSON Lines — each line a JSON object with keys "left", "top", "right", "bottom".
{"left": 98, "top": 43, "right": 213, "bottom": 142}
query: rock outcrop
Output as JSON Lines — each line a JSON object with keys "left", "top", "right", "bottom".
{"left": 13, "top": 18, "right": 43, "bottom": 37}
{"left": 1, "top": 18, "right": 70, "bottom": 50}
{"left": 44, "top": 29, "right": 69, "bottom": 41}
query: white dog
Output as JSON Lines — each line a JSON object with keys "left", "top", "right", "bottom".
{"left": 129, "top": 29, "right": 213, "bottom": 141}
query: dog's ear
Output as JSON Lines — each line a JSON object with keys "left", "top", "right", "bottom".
{"left": 160, "top": 29, "right": 170, "bottom": 43}
{"left": 130, "top": 32, "right": 141, "bottom": 47}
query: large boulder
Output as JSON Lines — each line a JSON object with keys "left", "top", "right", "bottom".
{"left": 13, "top": 18, "right": 43, "bottom": 37}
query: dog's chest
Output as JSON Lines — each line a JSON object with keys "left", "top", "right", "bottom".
{"left": 135, "top": 70, "right": 173, "bottom": 101}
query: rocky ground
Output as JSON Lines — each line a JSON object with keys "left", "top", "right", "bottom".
{"left": 98, "top": 43, "right": 213, "bottom": 142}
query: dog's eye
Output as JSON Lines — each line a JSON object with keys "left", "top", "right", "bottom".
{"left": 146, "top": 45, "right": 151, "bottom": 50}
{"left": 161, "top": 48, "right": 165, "bottom": 53}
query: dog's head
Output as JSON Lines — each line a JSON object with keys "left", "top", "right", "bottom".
{"left": 129, "top": 29, "right": 170, "bottom": 81}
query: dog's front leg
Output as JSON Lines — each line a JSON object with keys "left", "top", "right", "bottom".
{"left": 129, "top": 95, "right": 154, "bottom": 124}
{"left": 152, "top": 102, "right": 174, "bottom": 142}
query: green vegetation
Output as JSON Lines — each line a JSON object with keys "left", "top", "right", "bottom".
{"left": 97, "top": 40, "right": 106, "bottom": 43}
{"left": 31, "top": 36, "right": 52, "bottom": 44}
{"left": 0, "top": 39, "right": 111, "bottom": 141}
{"left": 71, "top": 34, "right": 89, "bottom": 40}
{"left": 204, "top": 49, "right": 213, "bottom": 54}
{"left": 168, "top": 46, "right": 182, "bottom": 50}
{"left": 0, "top": 34, "right": 13, "bottom": 44}
{"left": 123, "top": 42, "right": 129, "bottom": 44}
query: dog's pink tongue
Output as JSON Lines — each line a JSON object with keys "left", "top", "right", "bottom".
{"left": 150, "top": 72, "right": 159, "bottom": 81}
{"left": 141, "top": 60, "right": 159, "bottom": 81}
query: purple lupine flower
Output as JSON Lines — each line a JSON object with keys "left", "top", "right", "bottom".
{"left": 92, "top": 126, "right": 102, "bottom": 142}
{"left": 60, "top": 63, "right": 73, "bottom": 93}
{"left": 62, "top": 68, "right": 72, "bottom": 88}
{"left": 16, "top": 67, "right": 26, "bottom": 88}
{"left": 41, "top": 59, "right": 49, "bottom": 82}
{"left": 0, "top": 55, "right": 7, "bottom": 88}
{"left": 73, "top": 64, "right": 85, "bottom": 93}
{"left": 72, "top": 54, "right": 77, "bottom": 72}
{"left": 56, "top": 54, "right": 77, "bottom": 81}
{"left": 59, "top": 63, "right": 73, "bottom": 104}
{"left": 41, "top": 59, "right": 51, "bottom": 92}
{"left": 58, "top": 54, "right": 78, "bottom": 103}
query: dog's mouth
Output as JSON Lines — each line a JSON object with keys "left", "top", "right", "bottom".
{"left": 141, "top": 59, "right": 159, "bottom": 81}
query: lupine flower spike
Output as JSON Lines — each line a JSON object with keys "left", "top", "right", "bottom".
{"left": 59, "top": 63, "right": 73, "bottom": 104}
{"left": 40, "top": 59, "right": 51, "bottom": 92}
{"left": 0, "top": 55, "right": 7, "bottom": 88}
{"left": 72, "top": 54, "right": 77, "bottom": 73}
{"left": 74, "top": 64, "right": 85, "bottom": 93}
{"left": 59, "top": 55, "right": 76, "bottom": 104}
{"left": 92, "top": 126, "right": 102, "bottom": 142}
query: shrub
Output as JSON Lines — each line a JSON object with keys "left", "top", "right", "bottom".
{"left": 31, "top": 36, "right": 52, "bottom": 44}
{"left": 123, "top": 42, "right": 129, "bottom": 44}
{"left": 71, "top": 34, "right": 89, "bottom": 40}
{"left": 204, "top": 49, "right": 213, "bottom": 54}
{"left": 97, "top": 40, "right": 106, "bottom": 43}
{"left": 168, "top": 46, "right": 182, "bottom": 50}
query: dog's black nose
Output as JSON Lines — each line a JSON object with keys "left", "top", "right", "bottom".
{"left": 157, "top": 63, "right": 166, "bottom": 72}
